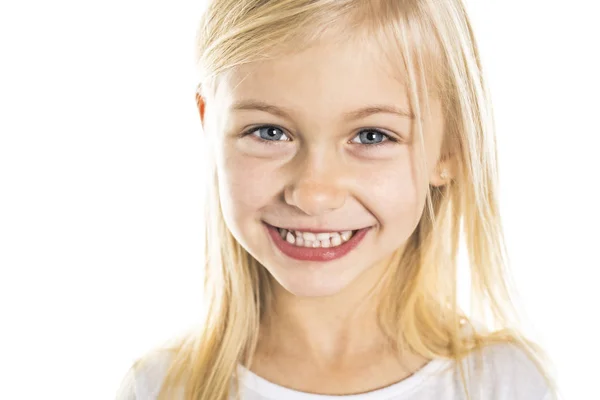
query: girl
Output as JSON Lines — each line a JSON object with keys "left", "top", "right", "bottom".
{"left": 118, "top": 0, "right": 557, "bottom": 399}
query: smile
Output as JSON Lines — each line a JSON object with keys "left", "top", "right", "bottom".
{"left": 276, "top": 228, "right": 355, "bottom": 248}
{"left": 263, "top": 222, "right": 372, "bottom": 262}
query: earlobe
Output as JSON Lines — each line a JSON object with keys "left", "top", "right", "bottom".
{"left": 429, "top": 160, "right": 454, "bottom": 187}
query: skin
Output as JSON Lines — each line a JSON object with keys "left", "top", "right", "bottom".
{"left": 196, "top": 35, "right": 452, "bottom": 394}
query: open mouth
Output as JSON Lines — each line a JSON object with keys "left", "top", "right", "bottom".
{"left": 263, "top": 222, "right": 371, "bottom": 262}
{"left": 273, "top": 226, "right": 359, "bottom": 248}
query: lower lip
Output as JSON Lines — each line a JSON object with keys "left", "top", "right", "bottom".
{"left": 264, "top": 223, "right": 371, "bottom": 262}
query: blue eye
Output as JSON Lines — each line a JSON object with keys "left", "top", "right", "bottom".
{"left": 248, "top": 126, "right": 290, "bottom": 142}
{"left": 351, "top": 130, "right": 391, "bottom": 145}
{"left": 242, "top": 125, "right": 396, "bottom": 148}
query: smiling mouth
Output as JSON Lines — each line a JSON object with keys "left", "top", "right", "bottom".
{"left": 270, "top": 225, "right": 359, "bottom": 248}
{"left": 263, "top": 222, "right": 372, "bottom": 262}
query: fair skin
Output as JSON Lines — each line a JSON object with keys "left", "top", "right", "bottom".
{"left": 196, "top": 34, "right": 451, "bottom": 394}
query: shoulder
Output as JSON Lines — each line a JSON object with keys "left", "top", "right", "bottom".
{"left": 456, "top": 342, "right": 553, "bottom": 400}
{"left": 116, "top": 350, "right": 174, "bottom": 400}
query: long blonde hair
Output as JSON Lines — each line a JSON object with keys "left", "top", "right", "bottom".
{"left": 143, "top": 1, "right": 557, "bottom": 399}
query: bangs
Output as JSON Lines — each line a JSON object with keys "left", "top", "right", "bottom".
{"left": 350, "top": 1, "right": 449, "bottom": 104}
{"left": 198, "top": 1, "right": 449, "bottom": 105}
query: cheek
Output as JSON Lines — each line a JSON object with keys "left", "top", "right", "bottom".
{"left": 360, "top": 156, "right": 428, "bottom": 232}
{"left": 216, "top": 146, "right": 277, "bottom": 224}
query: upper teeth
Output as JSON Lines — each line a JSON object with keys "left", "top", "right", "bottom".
{"left": 278, "top": 228, "right": 355, "bottom": 247}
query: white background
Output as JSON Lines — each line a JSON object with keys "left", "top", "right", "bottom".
{"left": 0, "top": 1, "right": 598, "bottom": 399}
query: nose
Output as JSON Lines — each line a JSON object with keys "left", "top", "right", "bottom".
{"left": 283, "top": 154, "right": 348, "bottom": 216}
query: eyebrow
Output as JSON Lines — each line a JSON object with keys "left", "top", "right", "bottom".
{"left": 230, "top": 99, "right": 414, "bottom": 120}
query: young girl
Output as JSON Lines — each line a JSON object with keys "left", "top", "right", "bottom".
{"left": 117, "top": 0, "right": 557, "bottom": 399}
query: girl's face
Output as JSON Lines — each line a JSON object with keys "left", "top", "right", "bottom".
{"left": 201, "top": 38, "right": 448, "bottom": 298}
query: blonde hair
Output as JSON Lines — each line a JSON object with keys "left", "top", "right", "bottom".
{"left": 139, "top": 1, "right": 557, "bottom": 399}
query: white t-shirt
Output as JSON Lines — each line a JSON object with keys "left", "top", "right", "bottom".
{"left": 117, "top": 343, "right": 552, "bottom": 400}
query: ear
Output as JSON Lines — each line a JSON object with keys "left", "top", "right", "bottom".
{"left": 195, "top": 86, "right": 207, "bottom": 128}
{"left": 429, "top": 155, "right": 454, "bottom": 187}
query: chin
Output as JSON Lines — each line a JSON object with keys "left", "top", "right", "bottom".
{"left": 268, "top": 267, "right": 357, "bottom": 298}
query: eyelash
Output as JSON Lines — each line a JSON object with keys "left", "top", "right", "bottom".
{"left": 241, "top": 125, "right": 399, "bottom": 148}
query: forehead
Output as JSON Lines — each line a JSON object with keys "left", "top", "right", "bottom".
{"left": 214, "top": 38, "right": 415, "bottom": 120}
